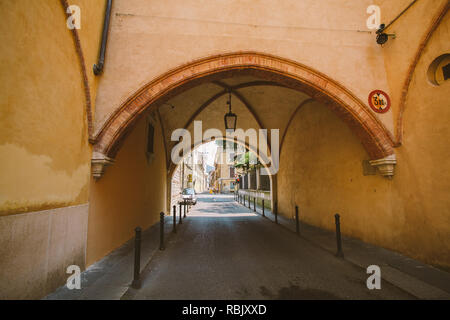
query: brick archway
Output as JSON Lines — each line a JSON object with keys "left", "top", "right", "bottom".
{"left": 93, "top": 52, "right": 395, "bottom": 162}
{"left": 168, "top": 136, "right": 277, "bottom": 215}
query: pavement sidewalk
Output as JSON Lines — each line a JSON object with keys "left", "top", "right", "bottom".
{"left": 44, "top": 211, "right": 181, "bottom": 300}
{"left": 241, "top": 197, "right": 450, "bottom": 300}
{"left": 45, "top": 197, "right": 450, "bottom": 300}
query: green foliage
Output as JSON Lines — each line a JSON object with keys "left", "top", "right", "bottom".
{"left": 234, "top": 151, "right": 261, "bottom": 171}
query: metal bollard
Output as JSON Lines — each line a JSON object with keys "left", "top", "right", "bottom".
{"left": 172, "top": 205, "right": 177, "bottom": 233}
{"left": 295, "top": 205, "right": 300, "bottom": 235}
{"left": 335, "top": 214, "right": 344, "bottom": 258}
{"left": 253, "top": 197, "right": 256, "bottom": 212}
{"left": 179, "top": 203, "right": 182, "bottom": 225}
{"left": 248, "top": 196, "right": 251, "bottom": 209}
{"left": 184, "top": 203, "right": 187, "bottom": 218}
{"left": 131, "top": 227, "right": 142, "bottom": 289}
{"left": 262, "top": 199, "right": 265, "bottom": 217}
{"left": 160, "top": 212, "right": 165, "bottom": 251}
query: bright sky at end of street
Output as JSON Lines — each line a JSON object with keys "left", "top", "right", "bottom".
{"left": 197, "top": 141, "right": 218, "bottom": 167}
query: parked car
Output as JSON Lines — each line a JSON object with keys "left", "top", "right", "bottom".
{"left": 181, "top": 188, "right": 197, "bottom": 205}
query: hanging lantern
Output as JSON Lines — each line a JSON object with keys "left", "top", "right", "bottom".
{"left": 224, "top": 90, "right": 237, "bottom": 132}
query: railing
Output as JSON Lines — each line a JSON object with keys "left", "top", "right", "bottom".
{"left": 234, "top": 195, "right": 345, "bottom": 258}
{"left": 237, "top": 189, "right": 270, "bottom": 201}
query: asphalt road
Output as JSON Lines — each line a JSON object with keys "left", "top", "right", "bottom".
{"left": 129, "top": 194, "right": 413, "bottom": 300}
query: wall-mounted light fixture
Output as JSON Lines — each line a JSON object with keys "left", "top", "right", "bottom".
{"left": 376, "top": 24, "right": 396, "bottom": 45}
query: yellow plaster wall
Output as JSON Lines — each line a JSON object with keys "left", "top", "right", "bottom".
{"left": 87, "top": 112, "right": 167, "bottom": 266}
{"left": 374, "top": 0, "right": 448, "bottom": 127}
{"left": 390, "top": 12, "right": 450, "bottom": 266}
{"left": 0, "top": 0, "right": 105, "bottom": 215}
{"left": 94, "top": 0, "right": 396, "bottom": 134}
{"left": 1, "top": 0, "right": 448, "bottom": 296}
{"left": 277, "top": 1, "right": 450, "bottom": 269}
{"left": 278, "top": 78, "right": 450, "bottom": 268}
{"left": 278, "top": 101, "right": 394, "bottom": 246}
{"left": 73, "top": 0, "right": 107, "bottom": 113}
{"left": 0, "top": 0, "right": 106, "bottom": 299}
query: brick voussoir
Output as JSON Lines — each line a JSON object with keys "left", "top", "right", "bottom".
{"left": 95, "top": 52, "right": 394, "bottom": 161}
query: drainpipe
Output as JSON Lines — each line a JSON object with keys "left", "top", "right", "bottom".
{"left": 93, "top": 0, "right": 113, "bottom": 75}
{"left": 383, "top": 0, "right": 418, "bottom": 32}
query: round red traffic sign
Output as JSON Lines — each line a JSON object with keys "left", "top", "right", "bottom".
{"left": 368, "top": 90, "right": 391, "bottom": 113}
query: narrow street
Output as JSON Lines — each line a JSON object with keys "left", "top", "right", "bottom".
{"left": 125, "top": 194, "right": 413, "bottom": 300}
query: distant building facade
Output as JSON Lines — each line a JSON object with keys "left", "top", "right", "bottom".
{"left": 212, "top": 147, "right": 236, "bottom": 193}
{"left": 171, "top": 149, "right": 208, "bottom": 207}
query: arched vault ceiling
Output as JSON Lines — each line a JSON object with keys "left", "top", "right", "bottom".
{"left": 158, "top": 76, "right": 314, "bottom": 154}
{"left": 186, "top": 94, "right": 260, "bottom": 139}
{"left": 159, "top": 82, "right": 222, "bottom": 133}
{"left": 233, "top": 85, "right": 310, "bottom": 133}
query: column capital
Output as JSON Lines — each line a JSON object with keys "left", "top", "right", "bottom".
{"left": 91, "top": 152, "right": 115, "bottom": 180}
{"left": 369, "top": 154, "right": 397, "bottom": 178}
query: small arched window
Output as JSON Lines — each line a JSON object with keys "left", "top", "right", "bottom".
{"left": 427, "top": 54, "right": 450, "bottom": 86}
{"left": 443, "top": 63, "right": 450, "bottom": 81}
